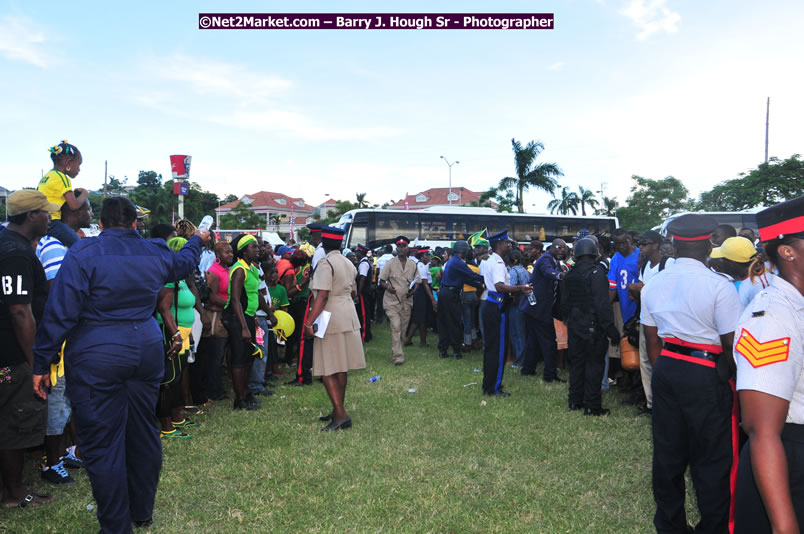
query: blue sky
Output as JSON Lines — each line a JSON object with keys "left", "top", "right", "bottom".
{"left": 1, "top": 0, "right": 803, "bottom": 213}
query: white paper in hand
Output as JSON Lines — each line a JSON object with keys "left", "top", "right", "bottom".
{"left": 313, "top": 310, "right": 331, "bottom": 338}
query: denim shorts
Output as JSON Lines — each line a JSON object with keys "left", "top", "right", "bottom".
{"left": 46, "top": 376, "right": 72, "bottom": 436}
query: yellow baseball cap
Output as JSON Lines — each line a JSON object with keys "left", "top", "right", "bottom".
{"left": 710, "top": 236, "right": 757, "bottom": 263}
{"left": 7, "top": 190, "right": 61, "bottom": 217}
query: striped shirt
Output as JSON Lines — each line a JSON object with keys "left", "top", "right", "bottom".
{"left": 36, "top": 236, "right": 67, "bottom": 280}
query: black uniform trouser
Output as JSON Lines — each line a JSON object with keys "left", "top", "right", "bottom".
{"left": 566, "top": 329, "right": 607, "bottom": 409}
{"left": 734, "top": 424, "right": 804, "bottom": 534}
{"left": 436, "top": 287, "right": 462, "bottom": 356}
{"left": 481, "top": 300, "right": 507, "bottom": 394}
{"left": 357, "top": 292, "right": 373, "bottom": 342}
{"left": 521, "top": 315, "right": 558, "bottom": 380}
{"left": 286, "top": 298, "right": 308, "bottom": 363}
{"left": 375, "top": 286, "right": 386, "bottom": 323}
{"left": 294, "top": 296, "right": 314, "bottom": 384}
{"left": 652, "top": 355, "right": 735, "bottom": 534}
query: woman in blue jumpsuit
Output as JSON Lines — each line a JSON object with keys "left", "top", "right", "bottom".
{"left": 31, "top": 197, "right": 208, "bottom": 533}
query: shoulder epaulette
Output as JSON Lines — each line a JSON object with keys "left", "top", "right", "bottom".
{"left": 751, "top": 290, "right": 770, "bottom": 318}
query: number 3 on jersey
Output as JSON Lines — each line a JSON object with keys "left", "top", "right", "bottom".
{"left": 1, "top": 275, "right": 28, "bottom": 296}
{"left": 620, "top": 269, "right": 628, "bottom": 289}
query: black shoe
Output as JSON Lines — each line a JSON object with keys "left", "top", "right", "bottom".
{"left": 393, "top": 361, "right": 404, "bottom": 366}
{"left": 486, "top": 391, "right": 511, "bottom": 397}
{"left": 520, "top": 369, "right": 536, "bottom": 376}
{"left": 245, "top": 393, "right": 263, "bottom": 404}
{"left": 233, "top": 399, "right": 260, "bottom": 411}
{"left": 133, "top": 519, "right": 153, "bottom": 529}
{"left": 321, "top": 416, "right": 352, "bottom": 432}
{"left": 253, "top": 389, "right": 274, "bottom": 396}
{"left": 544, "top": 376, "right": 567, "bottom": 384}
{"left": 288, "top": 380, "right": 312, "bottom": 386}
{"left": 439, "top": 353, "right": 449, "bottom": 359}
{"left": 453, "top": 353, "right": 463, "bottom": 360}
{"left": 568, "top": 403, "right": 584, "bottom": 411}
{"left": 637, "top": 406, "right": 653, "bottom": 417}
{"left": 319, "top": 412, "right": 333, "bottom": 422}
{"left": 584, "top": 407, "right": 611, "bottom": 416}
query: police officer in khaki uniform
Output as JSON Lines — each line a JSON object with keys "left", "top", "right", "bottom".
{"left": 378, "top": 236, "right": 419, "bottom": 365}
{"left": 732, "top": 195, "right": 804, "bottom": 534}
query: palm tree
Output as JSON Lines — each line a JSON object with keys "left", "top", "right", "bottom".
{"left": 547, "top": 187, "right": 580, "bottom": 215}
{"left": 595, "top": 196, "right": 619, "bottom": 216}
{"left": 577, "top": 186, "right": 599, "bottom": 216}
{"left": 498, "top": 138, "right": 563, "bottom": 213}
{"left": 355, "top": 192, "right": 369, "bottom": 208}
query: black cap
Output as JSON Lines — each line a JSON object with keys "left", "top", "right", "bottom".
{"left": 393, "top": 236, "right": 410, "bottom": 245}
{"left": 667, "top": 214, "right": 719, "bottom": 242}
{"left": 488, "top": 230, "right": 509, "bottom": 244}
{"left": 638, "top": 230, "right": 663, "bottom": 244}
{"left": 356, "top": 244, "right": 370, "bottom": 253}
{"left": 307, "top": 223, "right": 323, "bottom": 233}
{"left": 757, "top": 195, "right": 804, "bottom": 242}
{"left": 320, "top": 226, "right": 345, "bottom": 243}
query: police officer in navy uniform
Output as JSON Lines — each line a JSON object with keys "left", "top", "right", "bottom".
{"left": 732, "top": 195, "right": 804, "bottom": 534}
{"left": 438, "top": 240, "right": 484, "bottom": 359}
{"left": 641, "top": 214, "right": 742, "bottom": 534}
{"left": 355, "top": 244, "right": 374, "bottom": 342}
{"left": 32, "top": 197, "right": 208, "bottom": 533}
{"left": 561, "top": 238, "right": 620, "bottom": 415}
{"left": 480, "top": 232, "right": 531, "bottom": 396}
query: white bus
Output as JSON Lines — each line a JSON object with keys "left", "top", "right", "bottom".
{"left": 657, "top": 209, "right": 761, "bottom": 236}
{"left": 336, "top": 206, "right": 619, "bottom": 249}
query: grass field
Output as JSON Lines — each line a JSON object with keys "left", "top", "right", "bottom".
{"left": 2, "top": 322, "right": 701, "bottom": 533}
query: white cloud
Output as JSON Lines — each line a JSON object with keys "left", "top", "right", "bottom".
{"left": 0, "top": 15, "right": 49, "bottom": 68}
{"left": 137, "top": 54, "right": 398, "bottom": 141}
{"left": 547, "top": 61, "right": 565, "bottom": 71}
{"left": 619, "top": 0, "right": 681, "bottom": 40}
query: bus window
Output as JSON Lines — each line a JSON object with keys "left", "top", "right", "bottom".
{"left": 420, "top": 215, "right": 450, "bottom": 240}
{"left": 374, "top": 212, "right": 419, "bottom": 244}
{"left": 349, "top": 214, "right": 368, "bottom": 247}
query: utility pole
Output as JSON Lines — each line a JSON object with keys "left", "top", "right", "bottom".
{"left": 764, "top": 97, "right": 770, "bottom": 164}
{"left": 103, "top": 160, "right": 108, "bottom": 197}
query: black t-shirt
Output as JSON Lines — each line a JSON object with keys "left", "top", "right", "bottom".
{"left": 0, "top": 229, "right": 48, "bottom": 366}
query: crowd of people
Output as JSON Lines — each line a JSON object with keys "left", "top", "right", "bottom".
{"left": 0, "top": 140, "right": 802, "bottom": 534}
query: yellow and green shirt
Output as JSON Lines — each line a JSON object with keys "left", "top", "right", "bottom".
{"left": 37, "top": 169, "right": 72, "bottom": 220}
{"left": 225, "top": 259, "right": 260, "bottom": 316}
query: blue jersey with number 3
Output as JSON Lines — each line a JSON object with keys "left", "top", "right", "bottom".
{"left": 607, "top": 248, "right": 640, "bottom": 322}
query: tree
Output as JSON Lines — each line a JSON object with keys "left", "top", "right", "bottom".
{"left": 616, "top": 175, "right": 692, "bottom": 231}
{"left": 355, "top": 192, "right": 369, "bottom": 208}
{"left": 470, "top": 187, "right": 515, "bottom": 213}
{"left": 105, "top": 175, "right": 127, "bottom": 196}
{"left": 595, "top": 196, "right": 619, "bottom": 217}
{"left": 696, "top": 154, "right": 804, "bottom": 211}
{"left": 321, "top": 200, "right": 359, "bottom": 225}
{"left": 498, "top": 138, "right": 563, "bottom": 213}
{"left": 577, "top": 186, "right": 599, "bottom": 216}
{"left": 220, "top": 202, "right": 264, "bottom": 229}
{"left": 547, "top": 187, "right": 579, "bottom": 215}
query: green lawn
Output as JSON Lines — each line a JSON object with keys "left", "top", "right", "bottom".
{"left": 2, "top": 322, "right": 699, "bottom": 533}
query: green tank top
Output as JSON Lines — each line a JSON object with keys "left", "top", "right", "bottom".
{"left": 225, "top": 259, "right": 260, "bottom": 316}
{"left": 294, "top": 265, "right": 311, "bottom": 300}
{"left": 156, "top": 280, "right": 196, "bottom": 328}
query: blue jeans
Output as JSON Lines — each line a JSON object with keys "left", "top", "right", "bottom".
{"left": 601, "top": 354, "right": 610, "bottom": 391}
{"left": 248, "top": 316, "right": 270, "bottom": 394}
{"left": 48, "top": 219, "right": 79, "bottom": 247}
{"left": 508, "top": 306, "right": 526, "bottom": 367}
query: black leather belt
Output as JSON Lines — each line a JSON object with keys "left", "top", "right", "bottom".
{"left": 440, "top": 285, "right": 460, "bottom": 290}
{"left": 663, "top": 342, "right": 719, "bottom": 363}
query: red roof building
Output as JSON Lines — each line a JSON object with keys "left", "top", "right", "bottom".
{"left": 215, "top": 191, "right": 316, "bottom": 235}
{"left": 388, "top": 187, "right": 483, "bottom": 210}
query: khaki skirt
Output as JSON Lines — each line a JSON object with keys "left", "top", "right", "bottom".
{"left": 312, "top": 329, "right": 366, "bottom": 377}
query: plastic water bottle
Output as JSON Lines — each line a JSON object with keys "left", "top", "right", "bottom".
{"left": 368, "top": 376, "right": 381, "bottom": 383}
{"left": 198, "top": 215, "right": 214, "bottom": 232}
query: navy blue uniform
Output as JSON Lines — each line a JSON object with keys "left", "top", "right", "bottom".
{"left": 438, "top": 256, "right": 484, "bottom": 357}
{"left": 33, "top": 228, "right": 201, "bottom": 534}
{"left": 522, "top": 252, "right": 563, "bottom": 380}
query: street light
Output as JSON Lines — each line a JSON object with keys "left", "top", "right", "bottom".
{"left": 440, "top": 156, "right": 460, "bottom": 205}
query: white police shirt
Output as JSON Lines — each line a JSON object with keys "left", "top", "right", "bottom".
{"left": 734, "top": 275, "right": 804, "bottom": 424}
{"left": 640, "top": 257, "right": 741, "bottom": 346}
{"left": 480, "top": 252, "right": 509, "bottom": 301}
{"left": 311, "top": 243, "right": 326, "bottom": 270}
